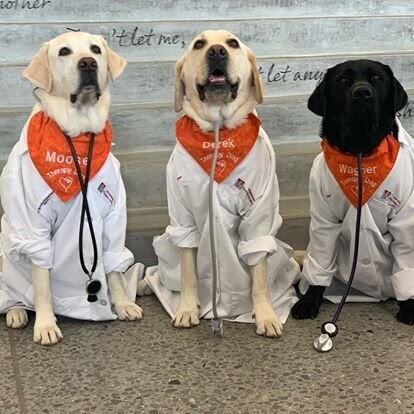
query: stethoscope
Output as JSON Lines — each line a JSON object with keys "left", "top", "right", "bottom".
{"left": 33, "top": 87, "right": 101, "bottom": 303}
{"left": 314, "top": 152, "right": 363, "bottom": 352}
{"left": 64, "top": 132, "right": 102, "bottom": 303}
{"left": 209, "top": 120, "right": 224, "bottom": 336}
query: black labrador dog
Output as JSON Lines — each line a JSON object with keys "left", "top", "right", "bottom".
{"left": 292, "top": 59, "right": 414, "bottom": 325}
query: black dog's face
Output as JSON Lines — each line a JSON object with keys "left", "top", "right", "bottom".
{"left": 308, "top": 59, "right": 408, "bottom": 153}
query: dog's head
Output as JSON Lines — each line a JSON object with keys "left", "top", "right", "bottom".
{"left": 23, "top": 31, "right": 127, "bottom": 107}
{"left": 174, "top": 30, "right": 263, "bottom": 126}
{"left": 308, "top": 59, "right": 407, "bottom": 153}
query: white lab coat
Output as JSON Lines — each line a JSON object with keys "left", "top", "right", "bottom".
{"left": 0, "top": 120, "right": 142, "bottom": 320}
{"left": 146, "top": 127, "right": 300, "bottom": 323}
{"left": 302, "top": 121, "right": 414, "bottom": 303}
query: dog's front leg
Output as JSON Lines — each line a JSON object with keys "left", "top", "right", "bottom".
{"left": 108, "top": 272, "right": 143, "bottom": 321}
{"left": 251, "top": 258, "right": 283, "bottom": 337}
{"left": 172, "top": 247, "right": 200, "bottom": 328}
{"left": 32, "top": 264, "right": 63, "bottom": 345}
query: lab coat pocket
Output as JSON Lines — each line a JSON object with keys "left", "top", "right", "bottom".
{"left": 368, "top": 197, "right": 392, "bottom": 234}
{"left": 217, "top": 185, "right": 247, "bottom": 216}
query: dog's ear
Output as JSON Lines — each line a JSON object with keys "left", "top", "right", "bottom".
{"left": 383, "top": 64, "right": 408, "bottom": 112}
{"left": 102, "top": 38, "right": 127, "bottom": 81}
{"left": 23, "top": 43, "right": 52, "bottom": 92}
{"left": 247, "top": 48, "right": 263, "bottom": 104}
{"left": 308, "top": 76, "right": 327, "bottom": 117}
{"left": 174, "top": 55, "right": 185, "bottom": 112}
{"left": 393, "top": 77, "right": 408, "bottom": 111}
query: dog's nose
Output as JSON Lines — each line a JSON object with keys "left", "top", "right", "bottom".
{"left": 352, "top": 85, "right": 373, "bottom": 100}
{"left": 78, "top": 57, "right": 97, "bottom": 71}
{"left": 207, "top": 44, "right": 228, "bottom": 62}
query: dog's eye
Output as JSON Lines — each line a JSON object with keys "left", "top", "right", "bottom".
{"left": 338, "top": 76, "right": 348, "bottom": 84}
{"left": 91, "top": 45, "right": 101, "bottom": 54}
{"left": 371, "top": 74, "right": 381, "bottom": 81}
{"left": 227, "top": 39, "right": 239, "bottom": 48}
{"left": 58, "top": 47, "right": 71, "bottom": 56}
{"left": 193, "top": 39, "right": 206, "bottom": 50}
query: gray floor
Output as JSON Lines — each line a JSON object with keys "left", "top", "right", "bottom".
{"left": 1, "top": 296, "right": 414, "bottom": 414}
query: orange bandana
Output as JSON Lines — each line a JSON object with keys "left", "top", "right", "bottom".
{"left": 176, "top": 113, "right": 261, "bottom": 183}
{"left": 27, "top": 111, "right": 112, "bottom": 202}
{"left": 321, "top": 135, "right": 399, "bottom": 207}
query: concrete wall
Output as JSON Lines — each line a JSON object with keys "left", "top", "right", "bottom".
{"left": 1, "top": 1, "right": 414, "bottom": 264}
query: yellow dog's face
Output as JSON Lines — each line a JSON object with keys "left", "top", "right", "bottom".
{"left": 23, "top": 31, "right": 126, "bottom": 106}
{"left": 175, "top": 30, "right": 263, "bottom": 112}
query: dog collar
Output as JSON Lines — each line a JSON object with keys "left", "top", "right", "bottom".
{"left": 27, "top": 111, "right": 112, "bottom": 202}
{"left": 321, "top": 135, "right": 399, "bottom": 207}
{"left": 175, "top": 113, "right": 261, "bottom": 183}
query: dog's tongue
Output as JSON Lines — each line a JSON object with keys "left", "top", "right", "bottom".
{"left": 208, "top": 75, "right": 227, "bottom": 84}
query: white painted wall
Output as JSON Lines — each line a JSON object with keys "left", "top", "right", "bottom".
{"left": 1, "top": 1, "right": 414, "bottom": 259}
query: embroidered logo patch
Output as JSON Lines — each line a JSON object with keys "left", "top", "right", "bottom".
{"left": 234, "top": 177, "right": 255, "bottom": 205}
{"left": 381, "top": 189, "right": 401, "bottom": 208}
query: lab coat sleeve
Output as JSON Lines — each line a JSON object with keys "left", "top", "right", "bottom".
{"left": 237, "top": 143, "right": 282, "bottom": 266}
{"left": 302, "top": 156, "right": 343, "bottom": 286}
{"left": 388, "top": 187, "right": 414, "bottom": 300}
{"left": 101, "top": 166, "right": 134, "bottom": 274}
{"left": 164, "top": 155, "right": 201, "bottom": 248}
{"left": 0, "top": 148, "right": 53, "bottom": 269}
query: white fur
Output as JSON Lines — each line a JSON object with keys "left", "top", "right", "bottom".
{"left": 171, "top": 248, "right": 200, "bottom": 328}
{"left": 33, "top": 88, "right": 110, "bottom": 137}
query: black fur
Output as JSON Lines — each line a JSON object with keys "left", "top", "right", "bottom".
{"left": 308, "top": 59, "right": 407, "bottom": 154}
{"left": 291, "top": 286, "right": 325, "bottom": 319}
{"left": 292, "top": 59, "right": 413, "bottom": 324}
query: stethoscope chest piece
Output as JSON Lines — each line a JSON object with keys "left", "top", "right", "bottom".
{"left": 86, "top": 279, "right": 102, "bottom": 295}
{"left": 86, "top": 279, "right": 102, "bottom": 303}
{"left": 211, "top": 318, "right": 224, "bottom": 336}
{"left": 321, "top": 321, "right": 338, "bottom": 337}
{"left": 87, "top": 294, "right": 98, "bottom": 303}
{"left": 314, "top": 333, "right": 333, "bottom": 352}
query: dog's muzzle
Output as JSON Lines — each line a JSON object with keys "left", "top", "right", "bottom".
{"left": 349, "top": 83, "right": 377, "bottom": 114}
{"left": 197, "top": 44, "right": 239, "bottom": 104}
{"left": 70, "top": 57, "right": 101, "bottom": 104}
{"left": 342, "top": 83, "right": 380, "bottom": 153}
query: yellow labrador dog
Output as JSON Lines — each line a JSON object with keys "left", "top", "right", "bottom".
{"left": 0, "top": 31, "right": 143, "bottom": 345}
{"left": 144, "top": 30, "right": 300, "bottom": 337}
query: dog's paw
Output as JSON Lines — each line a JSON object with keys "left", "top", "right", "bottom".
{"left": 172, "top": 301, "right": 199, "bottom": 328}
{"left": 254, "top": 305, "right": 283, "bottom": 337}
{"left": 291, "top": 300, "right": 320, "bottom": 319}
{"left": 136, "top": 279, "right": 153, "bottom": 296}
{"left": 33, "top": 318, "right": 63, "bottom": 346}
{"left": 397, "top": 300, "right": 414, "bottom": 325}
{"left": 114, "top": 301, "right": 143, "bottom": 321}
{"left": 6, "top": 308, "right": 29, "bottom": 329}
{"left": 291, "top": 285, "right": 325, "bottom": 319}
